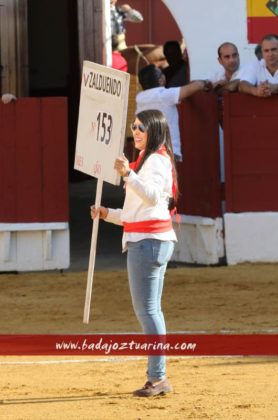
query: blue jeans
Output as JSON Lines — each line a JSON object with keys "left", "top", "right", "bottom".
{"left": 127, "top": 239, "right": 174, "bottom": 382}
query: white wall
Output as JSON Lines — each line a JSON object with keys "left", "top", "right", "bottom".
{"left": 224, "top": 213, "right": 278, "bottom": 265}
{"left": 163, "top": 0, "right": 256, "bottom": 78}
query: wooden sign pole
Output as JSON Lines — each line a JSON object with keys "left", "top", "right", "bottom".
{"left": 83, "top": 178, "right": 103, "bottom": 324}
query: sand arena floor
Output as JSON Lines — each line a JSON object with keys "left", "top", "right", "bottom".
{"left": 0, "top": 263, "right": 278, "bottom": 419}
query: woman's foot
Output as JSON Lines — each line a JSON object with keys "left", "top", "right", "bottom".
{"left": 133, "top": 380, "right": 173, "bottom": 397}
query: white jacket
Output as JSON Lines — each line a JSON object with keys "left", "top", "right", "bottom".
{"left": 105, "top": 153, "right": 177, "bottom": 250}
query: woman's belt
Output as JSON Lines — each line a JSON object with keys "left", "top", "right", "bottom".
{"left": 123, "top": 219, "right": 172, "bottom": 233}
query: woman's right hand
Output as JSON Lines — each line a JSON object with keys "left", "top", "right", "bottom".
{"left": 90, "top": 205, "right": 108, "bottom": 220}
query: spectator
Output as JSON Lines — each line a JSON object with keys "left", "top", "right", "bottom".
{"left": 207, "top": 42, "right": 241, "bottom": 196}
{"left": 209, "top": 42, "right": 241, "bottom": 93}
{"left": 110, "top": 0, "right": 143, "bottom": 51}
{"left": 162, "top": 40, "right": 190, "bottom": 87}
{"left": 111, "top": 34, "right": 128, "bottom": 72}
{"left": 239, "top": 34, "right": 278, "bottom": 97}
{"left": 207, "top": 42, "right": 242, "bottom": 129}
{"left": 136, "top": 64, "right": 210, "bottom": 161}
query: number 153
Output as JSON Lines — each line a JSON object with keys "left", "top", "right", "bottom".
{"left": 96, "top": 112, "right": 113, "bottom": 145}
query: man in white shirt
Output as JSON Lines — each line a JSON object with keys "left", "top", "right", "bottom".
{"left": 136, "top": 64, "right": 210, "bottom": 161}
{"left": 239, "top": 34, "right": 278, "bottom": 97}
{"left": 208, "top": 42, "right": 241, "bottom": 194}
{"left": 209, "top": 42, "right": 241, "bottom": 93}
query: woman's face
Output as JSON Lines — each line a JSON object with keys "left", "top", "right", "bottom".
{"left": 131, "top": 118, "right": 148, "bottom": 151}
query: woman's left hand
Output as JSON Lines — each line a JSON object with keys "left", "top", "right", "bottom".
{"left": 114, "top": 154, "right": 130, "bottom": 177}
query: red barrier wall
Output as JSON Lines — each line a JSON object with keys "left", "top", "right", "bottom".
{"left": 0, "top": 98, "right": 68, "bottom": 223}
{"left": 3, "top": 94, "right": 275, "bottom": 225}
{"left": 177, "top": 92, "right": 222, "bottom": 218}
{"left": 224, "top": 93, "right": 278, "bottom": 213}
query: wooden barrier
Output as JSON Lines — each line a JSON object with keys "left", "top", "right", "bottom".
{"left": 177, "top": 92, "right": 222, "bottom": 218}
{"left": 223, "top": 93, "right": 278, "bottom": 213}
{"left": 0, "top": 98, "right": 68, "bottom": 223}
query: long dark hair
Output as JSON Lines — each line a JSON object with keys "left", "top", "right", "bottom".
{"left": 133, "top": 109, "right": 179, "bottom": 205}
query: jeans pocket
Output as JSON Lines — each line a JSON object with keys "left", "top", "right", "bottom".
{"left": 153, "top": 241, "right": 174, "bottom": 266}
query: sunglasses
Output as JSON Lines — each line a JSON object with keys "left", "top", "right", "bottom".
{"left": 130, "top": 123, "right": 146, "bottom": 133}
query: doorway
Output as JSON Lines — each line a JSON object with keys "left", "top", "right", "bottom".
{"left": 27, "top": 0, "right": 80, "bottom": 179}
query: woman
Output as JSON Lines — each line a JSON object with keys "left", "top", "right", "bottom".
{"left": 91, "top": 109, "right": 178, "bottom": 397}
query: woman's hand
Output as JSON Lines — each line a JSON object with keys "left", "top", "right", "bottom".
{"left": 90, "top": 205, "right": 108, "bottom": 220}
{"left": 114, "top": 154, "right": 130, "bottom": 177}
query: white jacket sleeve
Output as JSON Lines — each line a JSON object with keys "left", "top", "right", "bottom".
{"left": 125, "top": 155, "right": 171, "bottom": 206}
{"left": 105, "top": 208, "right": 123, "bottom": 226}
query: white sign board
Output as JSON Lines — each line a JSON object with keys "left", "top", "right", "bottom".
{"left": 74, "top": 61, "right": 130, "bottom": 185}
